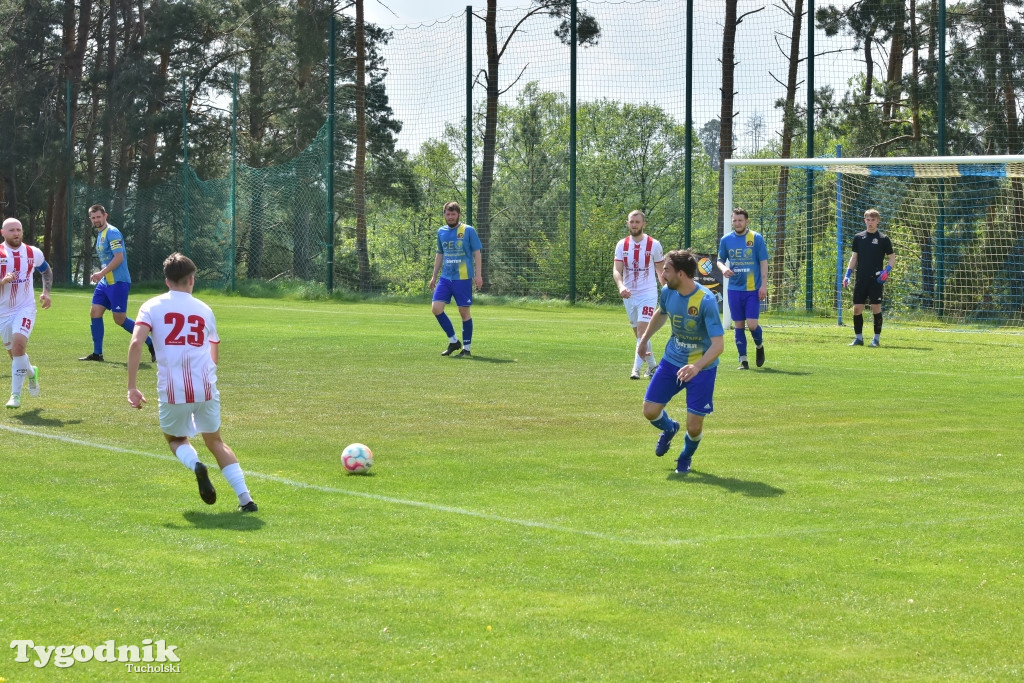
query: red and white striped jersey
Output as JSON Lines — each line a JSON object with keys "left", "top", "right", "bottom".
{"left": 0, "top": 244, "right": 45, "bottom": 315}
{"left": 135, "top": 291, "right": 220, "bottom": 405}
{"left": 614, "top": 235, "right": 665, "bottom": 296}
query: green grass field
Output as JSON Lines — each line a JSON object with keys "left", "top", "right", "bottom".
{"left": 2, "top": 290, "right": 1022, "bottom": 681}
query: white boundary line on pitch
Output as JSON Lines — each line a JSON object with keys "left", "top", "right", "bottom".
{"left": 0, "top": 423, "right": 676, "bottom": 546}
{"left": 7, "top": 423, "right": 1019, "bottom": 545}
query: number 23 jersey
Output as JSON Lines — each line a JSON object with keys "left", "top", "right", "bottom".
{"left": 135, "top": 290, "right": 220, "bottom": 404}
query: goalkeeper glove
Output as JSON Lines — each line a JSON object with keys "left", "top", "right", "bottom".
{"left": 877, "top": 265, "right": 892, "bottom": 283}
{"left": 842, "top": 268, "right": 851, "bottom": 289}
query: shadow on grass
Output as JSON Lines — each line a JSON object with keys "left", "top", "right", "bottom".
{"left": 669, "top": 469, "right": 785, "bottom": 498}
{"left": 11, "top": 409, "right": 84, "bottom": 428}
{"left": 751, "top": 367, "right": 811, "bottom": 376}
{"left": 165, "top": 510, "right": 266, "bottom": 532}
{"left": 452, "top": 355, "right": 516, "bottom": 364}
{"left": 866, "top": 345, "right": 933, "bottom": 351}
{"left": 78, "top": 360, "right": 157, "bottom": 369}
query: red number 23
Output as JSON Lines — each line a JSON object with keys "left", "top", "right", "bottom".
{"left": 164, "top": 312, "right": 206, "bottom": 347}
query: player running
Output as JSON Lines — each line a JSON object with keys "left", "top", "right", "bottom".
{"left": 613, "top": 210, "right": 665, "bottom": 379}
{"left": 717, "top": 207, "right": 769, "bottom": 370}
{"left": 636, "top": 249, "right": 724, "bottom": 474}
{"left": 1, "top": 218, "right": 51, "bottom": 409}
{"left": 127, "top": 253, "right": 257, "bottom": 512}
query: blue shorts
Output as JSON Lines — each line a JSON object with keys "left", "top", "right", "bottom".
{"left": 644, "top": 360, "right": 717, "bottom": 417}
{"left": 92, "top": 280, "right": 131, "bottom": 313}
{"left": 433, "top": 277, "right": 473, "bottom": 307}
{"left": 728, "top": 289, "right": 761, "bottom": 322}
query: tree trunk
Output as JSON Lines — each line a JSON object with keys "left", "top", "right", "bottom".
{"left": 863, "top": 27, "right": 875, "bottom": 104}
{"left": 101, "top": 0, "right": 116, "bottom": 185}
{"left": 354, "top": 0, "right": 370, "bottom": 291}
{"left": 910, "top": 0, "right": 921, "bottom": 141}
{"left": 988, "top": 0, "right": 1024, "bottom": 312}
{"left": 716, "top": 0, "right": 739, "bottom": 240}
{"left": 246, "top": 3, "right": 269, "bottom": 279}
{"left": 478, "top": 0, "right": 499, "bottom": 291}
{"left": 136, "top": 44, "right": 169, "bottom": 280}
{"left": 773, "top": 0, "right": 803, "bottom": 299}
{"left": 882, "top": 8, "right": 904, "bottom": 121}
{"left": 46, "top": 0, "right": 93, "bottom": 283}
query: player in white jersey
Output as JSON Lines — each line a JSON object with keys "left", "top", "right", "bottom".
{"left": 127, "top": 253, "right": 257, "bottom": 512}
{"left": 1, "top": 218, "right": 51, "bottom": 409}
{"left": 613, "top": 210, "right": 665, "bottom": 379}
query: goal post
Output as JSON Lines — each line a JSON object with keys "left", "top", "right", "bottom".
{"left": 721, "top": 154, "right": 1024, "bottom": 328}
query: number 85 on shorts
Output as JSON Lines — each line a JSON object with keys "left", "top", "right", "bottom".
{"left": 625, "top": 295, "right": 657, "bottom": 326}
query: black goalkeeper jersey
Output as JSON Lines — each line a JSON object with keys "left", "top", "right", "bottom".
{"left": 852, "top": 229, "right": 894, "bottom": 279}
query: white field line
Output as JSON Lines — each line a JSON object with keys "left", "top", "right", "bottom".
{"left": 4, "top": 423, "right": 1015, "bottom": 547}
{"left": 2, "top": 424, "right": 663, "bottom": 545}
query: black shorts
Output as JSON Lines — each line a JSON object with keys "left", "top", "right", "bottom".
{"left": 853, "top": 277, "right": 884, "bottom": 305}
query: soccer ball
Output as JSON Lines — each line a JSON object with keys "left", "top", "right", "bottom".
{"left": 341, "top": 443, "right": 373, "bottom": 474}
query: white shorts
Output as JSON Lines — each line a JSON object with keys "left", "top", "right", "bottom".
{"left": 624, "top": 292, "right": 658, "bottom": 327}
{"left": 159, "top": 399, "right": 222, "bottom": 438}
{"left": 0, "top": 307, "right": 36, "bottom": 349}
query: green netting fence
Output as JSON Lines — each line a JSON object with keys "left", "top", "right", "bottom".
{"left": 65, "top": 0, "right": 1024, "bottom": 326}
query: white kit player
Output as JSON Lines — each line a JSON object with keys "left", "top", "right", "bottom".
{"left": 126, "top": 252, "right": 257, "bottom": 512}
{"left": 613, "top": 210, "right": 666, "bottom": 379}
{"left": 1, "top": 218, "right": 52, "bottom": 409}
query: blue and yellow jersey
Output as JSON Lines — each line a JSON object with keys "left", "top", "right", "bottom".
{"left": 436, "top": 223, "right": 482, "bottom": 281}
{"left": 657, "top": 283, "right": 724, "bottom": 367}
{"left": 95, "top": 225, "right": 131, "bottom": 284}
{"left": 718, "top": 229, "right": 768, "bottom": 291}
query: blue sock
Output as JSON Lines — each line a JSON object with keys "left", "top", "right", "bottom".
{"left": 681, "top": 432, "right": 702, "bottom": 459}
{"left": 462, "top": 318, "right": 473, "bottom": 347}
{"left": 735, "top": 328, "right": 748, "bottom": 359}
{"left": 120, "top": 317, "right": 136, "bottom": 333}
{"left": 435, "top": 313, "right": 456, "bottom": 342}
{"left": 750, "top": 325, "right": 763, "bottom": 347}
{"left": 91, "top": 318, "right": 104, "bottom": 355}
{"left": 650, "top": 410, "right": 676, "bottom": 432}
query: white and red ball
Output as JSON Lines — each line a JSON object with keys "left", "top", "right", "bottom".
{"left": 341, "top": 443, "right": 373, "bottom": 474}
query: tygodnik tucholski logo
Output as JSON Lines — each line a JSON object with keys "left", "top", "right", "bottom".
{"left": 10, "top": 639, "right": 181, "bottom": 671}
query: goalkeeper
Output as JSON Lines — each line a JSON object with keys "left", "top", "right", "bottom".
{"left": 842, "top": 208, "right": 896, "bottom": 347}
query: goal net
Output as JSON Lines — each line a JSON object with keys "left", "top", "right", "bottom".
{"left": 723, "top": 155, "right": 1024, "bottom": 327}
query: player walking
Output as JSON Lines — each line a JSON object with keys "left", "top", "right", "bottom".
{"left": 613, "top": 210, "right": 665, "bottom": 379}
{"left": 843, "top": 208, "right": 896, "bottom": 347}
{"left": 1, "top": 218, "right": 51, "bottom": 409}
{"left": 717, "top": 207, "right": 769, "bottom": 370}
{"left": 428, "top": 201, "right": 482, "bottom": 357}
{"left": 636, "top": 250, "right": 725, "bottom": 474}
{"left": 80, "top": 204, "right": 154, "bottom": 362}
{"left": 127, "top": 253, "right": 257, "bottom": 511}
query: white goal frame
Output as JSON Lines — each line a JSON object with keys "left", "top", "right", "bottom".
{"left": 720, "top": 154, "right": 1024, "bottom": 327}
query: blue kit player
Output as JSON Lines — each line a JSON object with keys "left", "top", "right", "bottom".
{"left": 636, "top": 249, "right": 725, "bottom": 474}
{"left": 717, "top": 207, "right": 769, "bottom": 370}
{"left": 428, "top": 201, "right": 482, "bottom": 357}
{"left": 80, "top": 204, "right": 154, "bottom": 362}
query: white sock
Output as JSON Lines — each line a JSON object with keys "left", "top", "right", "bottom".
{"left": 221, "top": 462, "right": 252, "bottom": 505}
{"left": 463, "top": 343, "right": 471, "bottom": 351}
{"left": 11, "top": 354, "right": 31, "bottom": 394}
{"left": 448, "top": 335, "right": 458, "bottom": 343}
{"left": 633, "top": 353, "right": 644, "bottom": 372}
{"left": 174, "top": 443, "right": 200, "bottom": 471}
